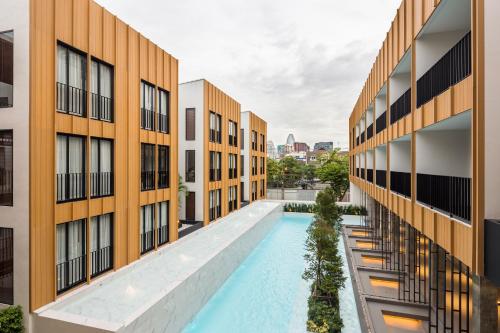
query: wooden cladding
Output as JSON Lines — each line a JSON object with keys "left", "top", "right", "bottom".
{"left": 29, "top": 0, "right": 179, "bottom": 310}
{"left": 248, "top": 112, "right": 267, "bottom": 202}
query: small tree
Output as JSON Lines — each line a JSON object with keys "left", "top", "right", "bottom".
{"left": 302, "top": 164, "right": 316, "bottom": 188}
{"left": 316, "top": 149, "right": 349, "bottom": 201}
{"left": 314, "top": 187, "right": 342, "bottom": 228}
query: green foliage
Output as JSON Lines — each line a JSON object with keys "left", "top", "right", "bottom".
{"left": 338, "top": 205, "right": 367, "bottom": 216}
{"left": 306, "top": 296, "right": 343, "bottom": 333}
{"left": 0, "top": 306, "right": 24, "bottom": 333}
{"left": 267, "top": 157, "right": 316, "bottom": 188}
{"left": 315, "top": 149, "right": 349, "bottom": 201}
{"left": 283, "top": 203, "right": 315, "bottom": 213}
{"left": 313, "top": 188, "right": 342, "bottom": 228}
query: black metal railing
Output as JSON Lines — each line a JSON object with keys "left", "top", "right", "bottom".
{"left": 360, "top": 168, "right": 365, "bottom": 179}
{"left": 0, "top": 170, "right": 13, "bottom": 206}
{"left": 159, "top": 113, "right": 169, "bottom": 133}
{"left": 390, "top": 89, "right": 411, "bottom": 124}
{"left": 210, "top": 169, "right": 221, "bottom": 181}
{"left": 229, "top": 168, "right": 237, "bottom": 179}
{"left": 376, "top": 170, "right": 386, "bottom": 188}
{"left": 140, "top": 230, "right": 154, "bottom": 254}
{"left": 90, "top": 246, "right": 112, "bottom": 278}
{"left": 417, "top": 32, "right": 471, "bottom": 108}
{"left": 56, "top": 254, "right": 86, "bottom": 294}
{"left": 158, "top": 225, "right": 169, "bottom": 245}
{"left": 90, "top": 172, "right": 113, "bottom": 198}
{"left": 417, "top": 173, "right": 471, "bottom": 222}
{"left": 141, "top": 171, "right": 155, "bottom": 191}
{"left": 356, "top": 168, "right": 360, "bottom": 178}
{"left": 57, "top": 82, "right": 87, "bottom": 117}
{"left": 390, "top": 171, "right": 411, "bottom": 198}
{"left": 210, "top": 130, "right": 222, "bottom": 143}
{"left": 367, "top": 124, "right": 373, "bottom": 140}
{"left": 90, "top": 93, "right": 113, "bottom": 122}
{"left": 360, "top": 131, "right": 366, "bottom": 144}
{"left": 57, "top": 172, "right": 86, "bottom": 202}
{"left": 367, "top": 169, "right": 373, "bottom": 183}
{"left": 229, "top": 135, "right": 238, "bottom": 147}
{"left": 356, "top": 136, "right": 359, "bottom": 146}
{"left": 141, "top": 108, "right": 155, "bottom": 131}
{"left": 158, "top": 170, "right": 169, "bottom": 189}
{"left": 376, "top": 111, "right": 387, "bottom": 134}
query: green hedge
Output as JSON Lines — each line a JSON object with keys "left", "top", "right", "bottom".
{"left": 0, "top": 306, "right": 23, "bottom": 333}
{"left": 338, "top": 205, "right": 367, "bottom": 216}
{"left": 283, "top": 203, "right": 315, "bottom": 213}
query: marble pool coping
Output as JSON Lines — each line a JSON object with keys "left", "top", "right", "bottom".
{"left": 34, "top": 201, "right": 283, "bottom": 333}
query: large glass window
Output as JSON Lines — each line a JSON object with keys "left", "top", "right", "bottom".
{"left": 252, "top": 181, "right": 257, "bottom": 201}
{"left": 260, "top": 156, "right": 265, "bottom": 175}
{"left": 57, "top": 43, "right": 87, "bottom": 117}
{"left": 228, "top": 121, "right": 237, "bottom": 146}
{"left": 0, "top": 31, "right": 13, "bottom": 108}
{"left": 252, "top": 156, "right": 257, "bottom": 176}
{"left": 209, "top": 151, "right": 221, "bottom": 181}
{"left": 57, "top": 134, "right": 86, "bottom": 202}
{"left": 0, "top": 131, "right": 13, "bottom": 206}
{"left": 90, "top": 214, "right": 113, "bottom": 278}
{"left": 158, "top": 145, "right": 169, "bottom": 189}
{"left": 141, "top": 144, "right": 155, "bottom": 191}
{"left": 0, "top": 228, "right": 13, "bottom": 304}
{"left": 140, "top": 204, "right": 154, "bottom": 254}
{"left": 229, "top": 154, "right": 237, "bottom": 179}
{"left": 209, "top": 189, "right": 221, "bottom": 222}
{"left": 56, "top": 219, "right": 86, "bottom": 294}
{"left": 228, "top": 185, "right": 237, "bottom": 213}
{"left": 209, "top": 112, "right": 221, "bottom": 143}
{"left": 186, "top": 108, "right": 195, "bottom": 140}
{"left": 185, "top": 150, "right": 195, "bottom": 182}
{"left": 140, "top": 81, "right": 155, "bottom": 130}
{"left": 90, "top": 59, "right": 113, "bottom": 122}
{"left": 252, "top": 131, "right": 257, "bottom": 150}
{"left": 90, "top": 138, "right": 113, "bottom": 198}
{"left": 157, "top": 201, "right": 169, "bottom": 246}
{"left": 159, "top": 89, "right": 170, "bottom": 133}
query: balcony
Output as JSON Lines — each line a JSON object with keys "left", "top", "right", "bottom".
{"left": 417, "top": 173, "right": 470, "bottom": 222}
{"left": 158, "top": 170, "right": 169, "bottom": 189}
{"left": 56, "top": 254, "right": 86, "bottom": 294}
{"left": 90, "top": 246, "right": 113, "bottom": 278}
{"left": 390, "top": 171, "right": 411, "bottom": 198}
{"left": 141, "top": 171, "right": 155, "bottom": 191}
{"left": 141, "top": 108, "right": 155, "bottom": 131}
{"left": 90, "top": 172, "right": 113, "bottom": 198}
{"left": 56, "top": 82, "right": 87, "bottom": 117}
{"left": 360, "top": 168, "right": 365, "bottom": 179}
{"left": 376, "top": 112, "right": 386, "bottom": 134}
{"left": 366, "top": 169, "right": 373, "bottom": 183}
{"left": 376, "top": 170, "right": 386, "bottom": 188}
{"left": 366, "top": 124, "right": 373, "bottom": 140}
{"left": 360, "top": 131, "right": 365, "bottom": 144}
{"left": 57, "top": 172, "right": 86, "bottom": 202}
{"left": 159, "top": 113, "right": 169, "bottom": 133}
{"left": 90, "top": 93, "right": 113, "bottom": 122}
{"left": 390, "top": 89, "right": 411, "bottom": 124}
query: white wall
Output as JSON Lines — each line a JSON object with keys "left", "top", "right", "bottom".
{"left": 375, "top": 93, "right": 386, "bottom": 118}
{"left": 359, "top": 152, "right": 365, "bottom": 168}
{"left": 178, "top": 81, "right": 205, "bottom": 221}
{"left": 366, "top": 150, "right": 373, "bottom": 169}
{"left": 349, "top": 182, "right": 363, "bottom": 206}
{"left": 390, "top": 140, "right": 411, "bottom": 172}
{"left": 375, "top": 146, "right": 387, "bottom": 170}
{"left": 483, "top": 0, "right": 500, "bottom": 219}
{"left": 366, "top": 107, "right": 373, "bottom": 126}
{"left": 416, "top": 129, "right": 471, "bottom": 177}
{"left": 389, "top": 72, "right": 411, "bottom": 105}
{"left": 0, "top": 0, "right": 30, "bottom": 330}
{"left": 241, "top": 112, "right": 250, "bottom": 201}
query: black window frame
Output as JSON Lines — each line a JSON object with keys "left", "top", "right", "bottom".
{"left": 90, "top": 137, "right": 114, "bottom": 199}
{"left": 0, "top": 130, "right": 13, "bottom": 206}
{"left": 0, "top": 228, "right": 13, "bottom": 304}
{"left": 56, "top": 133, "right": 87, "bottom": 203}
{"left": 158, "top": 145, "right": 170, "bottom": 189}
{"left": 158, "top": 88, "right": 170, "bottom": 134}
{"left": 90, "top": 57, "right": 114, "bottom": 122}
{"left": 185, "top": 150, "right": 195, "bottom": 183}
{"left": 141, "top": 143, "right": 155, "bottom": 191}
{"left": 0, "top": 30, "right": 13, "bottom": 108}
{"left": 90, "top": 213, "right": 113, "bottom": 278}
{"left": 140, "top": 80, "right": 156, "bottom": 131}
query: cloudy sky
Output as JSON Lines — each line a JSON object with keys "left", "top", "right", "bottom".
{"left": 96, "top": 0, "right": 401, "bottom": 149}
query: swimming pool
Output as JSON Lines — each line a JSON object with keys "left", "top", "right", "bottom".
{"left": 183, "top": 213, "right": 362, "bottom": 333}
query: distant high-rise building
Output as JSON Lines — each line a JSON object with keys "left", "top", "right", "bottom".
{"left": 313, "top": 141, "right": 333, "bottom": 151}
{"left": 277, "top": 144, "right": 285, "bottom": 156}
{"left": 286, "top": 133, "right": 296, "bottom": 146}
{"left": 294, "top": 142, "right": 310, "bottom": 153}
{"left": 267, "top": 141, "right": 278, "bottom": 159}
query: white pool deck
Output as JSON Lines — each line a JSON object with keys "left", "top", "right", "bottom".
{"left": 35, "top": 201, "right": 283, "bottom": 333}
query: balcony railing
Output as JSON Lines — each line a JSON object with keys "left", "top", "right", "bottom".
{"left": 360, "top": 131, "right": 366, "bottom": 144}
{"left": 159, "top": 113, "right": 169, "bottom": 133}
{"left": 90, "top": 93, "right": 113, "bottom": 122}
{"left": 57, "top": 172, "right": 86, "bottom": 202}
{"left": 158, "top": 224, "right": 169, "bottom": 246}
{"left": 360, "top": 168, "right": 365, "bottom": 179}
{"left": 141, "top": 108, "right": 155, "bottom": 131}
{"left": 90, "top": 245, "right": 113, "bottom": 278}
{"left": 141, "top": 171, "right": 155, "bottom": 191}
{"left": 57, "top": 82, "right": 87, "bottom": 117}
{"left": 229, "top": 168, "right": 237, "bottom": 179}
{"left": 417, "top": 173, "right": 471, "bottom": 222}
{"left": 376, "top": 170, "right": 386, "bottom": 188}
{"left": 356, "top": 136, "right": 360, "bottom": 146}
{"left": 90, "top": 172, "right": 113, "bottom": 198}
{"left": 390, "top": 89, "right": 411, "bottom": 124}
{"left": 209, "top": 206, "right": 221, "bottom": 222}
{"left": 356, "top": 168, "right": 360, "bottom": 178}
{"left": 367, "top": 169, "right": 373, "bottom": 183}
{"left": 390, "top": 171, "right": 411, "bottom": 198}
{"left": 417, "top": 32, "right": 471, "bottom": 108}
{"left": 0, "top": 170, "right": 13, "bottom": 206}
{"left": 209, "top": 169, "right": 222, "bottom": 182}
{"left": 210, "top": 130, "right": 222, "bottom": 143}
{"left": 376, "top": 111, "right": 386, "bottom": 134}
{"left": 229, "top": 135, "right": 238, "bottom": 147}
{"left": 367, "top": 124, "right": 373, "bottom": 140}
{"left": 56, "top": 254, "right": 86, "bottom": 294}
{"left": 140, "top": 230, "right": 154, "bottom": 254}
{"left": 158, "top": 170, "right": 169, "bottom": 189}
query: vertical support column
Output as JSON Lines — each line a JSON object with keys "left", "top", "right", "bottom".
{"left": 471, "top": 275, "right": 498, "bottom": 333}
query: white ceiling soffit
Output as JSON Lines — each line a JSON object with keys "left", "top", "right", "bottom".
{"left": 421, "top": 110, "right": 471, "bottom": 132}
{"left": 419, "top": 0, "right": 471, "bottom": 37}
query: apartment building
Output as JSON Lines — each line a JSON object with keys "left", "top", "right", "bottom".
{"left": 241, "top": 111, "right": 267, "bottom": 205}
{"left": 178, "top": 79, "right": 241, "bottom": 225}
{"left": 0, "top": 0, "right": 179, "bottom": 329}
{"left": 348, "top": 0, "right": 500, "bottom": 332}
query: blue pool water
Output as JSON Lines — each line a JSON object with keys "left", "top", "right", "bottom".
{"left": 183, "top": 213, "right": 362, "bottom": 333}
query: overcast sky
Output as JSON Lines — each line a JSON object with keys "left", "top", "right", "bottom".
{"left": 96, "top": 0, "right": 401, "bottom": 149}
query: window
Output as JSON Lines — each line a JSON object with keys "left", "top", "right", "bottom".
{"left": 229, "top": 154, "right": 237, "bottom": 179}
{"left": 57, "top": 134, "right": 86, "bottom": 202}
{"left": 57, "top": 43, "right": 87, "bottom": 117}
{"left": 140, "top": 81, "right": 155, "bottom": 130}
{"left": 260, "top": 179, "right": 265, "bottom": 198}
{"left": 240, "top": 182, "right": 245, "bottom": 203}
{"left": 260, "top": 134, "right": 265, "bottom": 152}
{"left": 141, "top": 144, "right": 155, "bottom": 191}
{"left": 90, "top": 138, "right": 113, "bottom": 198}
{"left": 260, "top": 157, "right": 265, "bottom": 175}
{"left": 158, "top": 89, "right": 170, "bottom": 133}
{"left": 90, "top": 213, "right": 113, "bottom": 278}
{"left": 0, "top": 131, "right": 13, "bottom": 206}
{"left": 252, "top": 131, "right": 257, "bottom": 150}
{"left": 228, "top": 185, "right": 237, "bottom": 212}
{"left": 252, "top": 156, "right": 257, "bottom": 176}
{"left": 90, "top": 59, "right": 113, "bottom": 122}
{"left": 0, "top": 228, "right": 13, "bottom": 304}
{"left": 228, "top": 121, "right": 237, "bottom": 146}
{"left": 56, "top": 219, "right": 86, "bottom": 294}
{"left": 158, "top": 145, "right": 169, "bottom": 189}
{"left": 209, "top": 151, "right": 221, "bottom": 182}
{"left": 209, "top": 112, "right": 221, "bottom": 143}
{"left": 209, "top": 189, "right": 221, "bottom": 222}
{"left": 240, "top": 155, "right": 244, "bottom": 177}
{"left": 185, "top": 108, "right": 196, "bottom": 140}
{"left": 157, "top": 201, "right": 169, "bottom": 246}
{"left": 252, "top": 181, "right": 257, "bottom": 201}
{"left": 140, "top": 204, "right": 154, "bottom": 254}
{"left": 0, "top": 31, "right": 13, "bottom": 108}
{"left": 185, "top": 150, "right": 195, "bottom": 182}
{"left": 240, "top": 129, "right": 244, "bottom": 149}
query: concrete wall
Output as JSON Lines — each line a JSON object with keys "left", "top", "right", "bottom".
{"left": 389, "top": 139, "right": 411, "bottom": 172}
{"left": 366, "top": 150, "right": 374, "bottom": 169}
{"left": 375, "top": 146, "right": 387, "bottom": 170}
{"left": 0, "top": 0, "right": 30, "bottom": 330}
{"left": 349, "top": 182, "right": 363, "bottom": 206}
{"left": 389, "top": 72, "right": 410, "bottom": 105}
{"left": 375, "top": 92, "right": 386, "bottom": 118}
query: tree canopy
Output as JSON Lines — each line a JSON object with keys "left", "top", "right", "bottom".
{"left": 315, "top": 149, "right": 349, "bottom": 201}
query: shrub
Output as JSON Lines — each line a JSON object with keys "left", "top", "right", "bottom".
{"left": 283, "top": 203, "right": 315, "bottom": 213}
{"left": 0, "top": 306, "right": 24, "bottom": 333}
{"left": 338, "top": 205, "right": 367, "bottom": 216}
{"left": 307, "top": 296, "right": 343, "bottom": 333}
